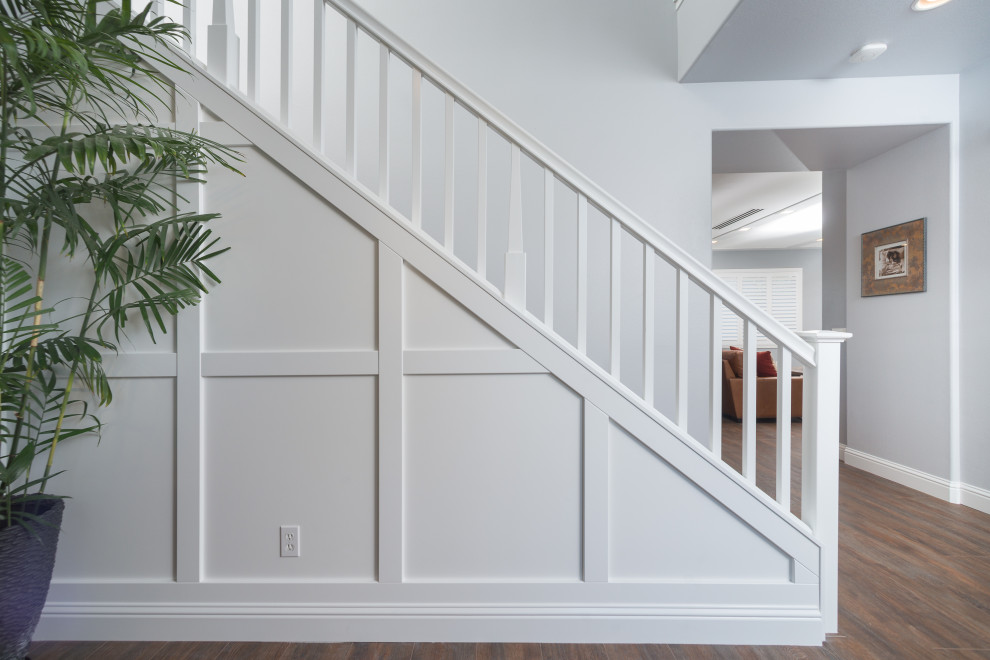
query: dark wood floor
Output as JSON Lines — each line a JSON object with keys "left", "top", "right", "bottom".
{"left": 29, "top": 421, "right": 990, "bottom": 659}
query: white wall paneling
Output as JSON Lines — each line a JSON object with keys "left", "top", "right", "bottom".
{"left": 404, "top": 373, "right": 582, "bottom": 581}
{"left": 204, "top": 375, "right": 378, "bottom": 581}
{"left": 175, "top": 95, "right": 205, "bottom": 583}
{"left": 378, "top": 244, "right": 403, "bottom": 583}
{"left": 607, "top": 421, "right": 792, "bottom": 582}
{"left": 50, "top": 378, "right": 177, "bottom": 582}
{"left": 583, "top": 401, "right": 609, "bottom": 583}
{"left": 152, "top": 45, "right": 823, "bottom": 578}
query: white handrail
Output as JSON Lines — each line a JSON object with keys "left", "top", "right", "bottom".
{"left": 327, "top": 0, "right": 816, "bottom": 367}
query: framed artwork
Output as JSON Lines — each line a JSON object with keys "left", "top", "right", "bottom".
{"left": 861, "top": 218, "right": 926, "bottom": 297}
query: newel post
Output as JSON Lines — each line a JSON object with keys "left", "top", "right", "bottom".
{"left": 208, "top": 0, "right": 239, "bottom": 87}
{"left": 797, "top": 330, "right": 851, "bottom": 636}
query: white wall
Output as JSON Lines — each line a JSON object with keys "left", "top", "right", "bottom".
{"left": 960, "top": 58, "right": 990, "bottom": 493}
{"left": 821, "top": 171, "right": 848, "bottom": 447}
{"left": 711, "top": 248, "right": 822, "bottom": 332}
{"left": 846, "top": 127, "right": 952, "bottom": 479}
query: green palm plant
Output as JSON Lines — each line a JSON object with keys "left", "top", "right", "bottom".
{"left": 0, "top": 0, "right": 241, "bottom": 530}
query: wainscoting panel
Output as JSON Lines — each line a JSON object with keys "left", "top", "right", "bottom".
{"left": 608, "top": 421, "right": 792, "bottom": 582}
{"left": 404, "top": 266, "right": 513, "bottom": 350}
{"left": 49, "top": 378, "right": 177, "bottom": 581}
{"left": 403, "top": 374, "right": 583, "bottom": 581}
{"left": 203, "top": 376, "right": 378, "bottom": 581}
{"left": 203, "top": 146, "right": 378, "bottom": 353}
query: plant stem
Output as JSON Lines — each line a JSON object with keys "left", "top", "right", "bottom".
{"left": 39, "top": 263, "right": 101, "bottom": 494}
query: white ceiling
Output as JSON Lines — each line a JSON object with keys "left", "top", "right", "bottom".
{"left": 712, "top": 125, "right": 943, "bottom": 173}
{"left": 682, "top": 0, "right": 990, "bottom": 82}
{"left": 712, "top": 172, "right": 822, "bottom": 251}
{"left": 710, "top": 124, "right": 944, "bottom": 251}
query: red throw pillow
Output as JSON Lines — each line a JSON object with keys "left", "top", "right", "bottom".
{"left": 756, "top": 351, "right": 778, "bottom": 377}
{"left": 728, "top": 346, "right": 778, "bottom": 377}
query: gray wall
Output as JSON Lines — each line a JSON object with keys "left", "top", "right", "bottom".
{"left": 822, "top": 171, "right": 848, "bottom": 445}
{"left": 711, "top": 248, "right": 822, "bottom": 332}
{"left": 846, "top": 127, "right": 951, "bottom": 479}
{"left": 960, "top": 58, "right": 990, "bottom": 491}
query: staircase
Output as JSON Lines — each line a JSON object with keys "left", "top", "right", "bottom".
{"left": 41, "top": 0, "right": 846, "bottom": 645}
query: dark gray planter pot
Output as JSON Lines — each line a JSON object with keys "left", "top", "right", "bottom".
{"left": 0, "top": 499, "right": 64, "bottom": 660}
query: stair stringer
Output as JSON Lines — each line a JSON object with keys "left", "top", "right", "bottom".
{"left": 160, "top": 56, "right": 822, "bottom": 575}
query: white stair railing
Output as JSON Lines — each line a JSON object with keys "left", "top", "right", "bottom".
{"left": 169, "top": 0, "right": 849, "bottom": 631}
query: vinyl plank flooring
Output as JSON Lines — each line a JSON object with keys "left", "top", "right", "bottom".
{"left": 85, "top": 641, "right": 169, "bottom": 659}
{"left": 279, "top": 643, "right": 354, "bottom": 660}
{"left": 217, "top": 642, "right": 289, "bottom": 659}
{"left": 346, "top": 642, "right": 414, "bottom": 660}
{"left": 410, "top": 643, "right": 477, "bottom": 660}
{"left": 26, "top": 641, "right": 106, "bottom": 660}
{"left": 541, "top": 644, "right": 608, "bottom": 660}
{"left": 603, "top": 644, "right": 675, "bottom": 660}
{"left": 476, "top": 643, "right": 543, "bottom": 660}
{"left": 148, "top": 641, "right": 230, "bottom": 659}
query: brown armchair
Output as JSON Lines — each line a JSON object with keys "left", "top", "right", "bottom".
{"left": 721, "top": 351, "right": 802, "bottom": 421}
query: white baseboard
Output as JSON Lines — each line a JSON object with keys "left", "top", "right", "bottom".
{"left": 35, "top": 604, "right": 824, "bottom": 646}
{"left": 842, "top": 447, "right": 990, "bottom": 515}
{"left": 961, "top": 482, "right": 990, "bottom": 515}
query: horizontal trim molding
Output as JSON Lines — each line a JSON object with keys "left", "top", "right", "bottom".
{"left": 200, "top": 349, "right": 548, "bottom": 377}
{"left": 843, "top": 447, "right": 951, "bottom": 500}
{"left": 35, "top": 607, "right": 824, "bottom": 645}
{"left": 961, "top": 482, "right": 990, "bottom": 516}
{"left": 404, "top": 349, "right": 546, "bottom": 375}
{"left": 37, "top": 580, "right": 821, "bottom": 644}
{"left": 842, "top": 447, "right": 990, "bottom": 515}
{"left": 202, "top": 351, "right": 378, "bottom": 377}
{"left": 45, "top": 581, "right": 816, "bottom": 608}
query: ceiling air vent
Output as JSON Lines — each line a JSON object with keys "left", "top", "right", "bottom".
{"left": 713, "top": 208, "right": 763, "bottom": 232}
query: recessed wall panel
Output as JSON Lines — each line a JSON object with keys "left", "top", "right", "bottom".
{"left": 204, "top": 376, "right": 377, "bottom": 580}
{"left": 404, "top": 266, "right": 512, "bottom": 350}
{"left": 204, "top": 146, "right": 377, "bottom": 352}
{"left": 609, "top": 422, "right": 791, "bottom": 582}
{"left": 404, "top": 374, "right": 581, "bottom": 580}
{"left": 50, "top": 378, "right": 176, "bottom": 580}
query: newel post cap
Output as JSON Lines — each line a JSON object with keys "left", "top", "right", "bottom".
{"left": 797, "top": 330, "right": 852, "bottom": 345}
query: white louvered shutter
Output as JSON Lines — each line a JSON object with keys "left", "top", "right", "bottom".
{"left": 713, "top": 268, "right": 803, "bottom": 349}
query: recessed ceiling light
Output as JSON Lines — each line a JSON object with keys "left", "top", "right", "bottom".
{"left": 850, "top": 43, "right": 888, "bottom": 63}
{"left": 711, "top": 239, "right": 718, "bottom": 244}
{"left": 912, "top": 0, "right": 953, "bottom": 11}
{"left": 738, "top": 227, "right": 751, "bottom": 232}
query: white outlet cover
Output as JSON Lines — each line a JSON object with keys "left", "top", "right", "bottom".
{"left": 280, "top": 525, "right": 300, "bottom": 558}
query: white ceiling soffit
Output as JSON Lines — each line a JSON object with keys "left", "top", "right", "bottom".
{"left": 680, "top": 0, "right": 990, "bottom": 83}
{"left": 712, "top": 172, "right": 823, "bottom": 251}
{"left": 713, "top": 125, "right": 943, "bottom": 173}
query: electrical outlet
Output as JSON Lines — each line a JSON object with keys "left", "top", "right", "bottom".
{"left": 280, "top": 525, "right": 300, "bottom": 558}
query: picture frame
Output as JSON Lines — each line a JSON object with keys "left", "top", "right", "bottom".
{"left": 861, "top": 218, "right": 926, "bottom": 297}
